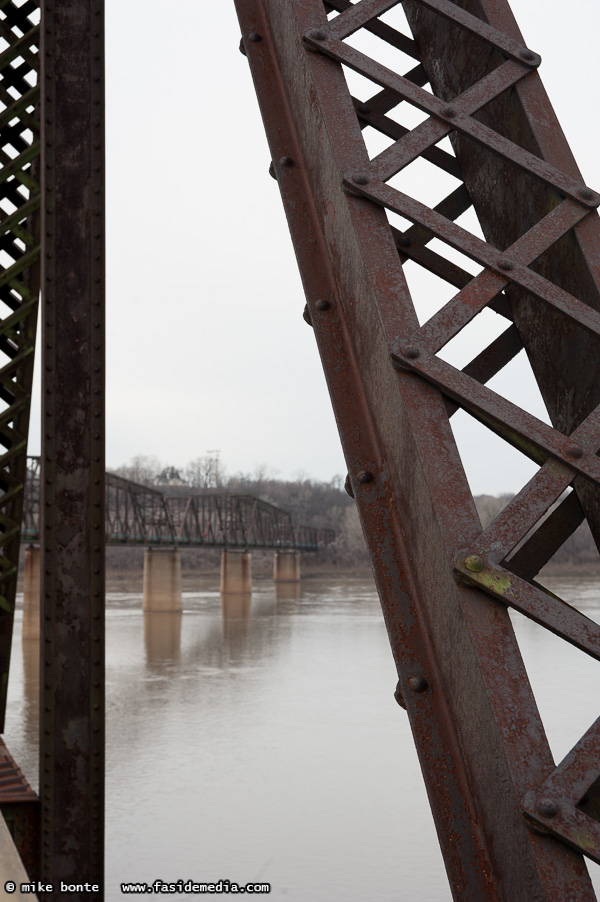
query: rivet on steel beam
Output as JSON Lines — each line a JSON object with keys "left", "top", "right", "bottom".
{"left": 537, "top": 798, "right": 559, "bottom": 818}
{"left": 352, "top": 172, "right": 370, "bottom": 185}
{"left": 394, "top": 681, "right": 406, "bottom": 709}
{"left": 441, "top": 106, "right": 456, "bottom": 118}
{"left": 397, "top": 233, "right": 411, "bottom": 248}
{"left": 465, "top": 554, "right": 485, "bottom": 572}
{"left": 344, "top": 474, "right": 354, "bottom": 499}
{"left": 279, "top": 156, "right": 294, "bottom": 168}
{"left": 315, "top": 298, "right": 331, "bottom": 311}
{"left": 566, "top": 444, "right": 583, "bottom": 459}
{"left": 269, "top": 161, "right": 277, "bottom": 180}
{"left": 578, "top": 187, "right": 598, "bottom": 205}
{"left": 401, "top": 346, "right": 420, "bottom": 359}
{"left": 303, "top": 304, "right": 313, "bottom": 327}
{"left": 357, "top": 469, "right": 374, "bottom": 484}
{"left": 239, "top": 37, "right": 247, "bottom": 56}
{"left": 498, "top": 259, "right": 514, "bottom": 271}
{"left": 356, "top": 103, "right": 371, "bottom": 115}
{"left": 408, "top": 675, "right": 428, "bottom": 693}
{"left": 308, "top": 28, "right": 328, "bottom": 41}
{"left": 519, "top": 49, "right": 539, "bottom": 64}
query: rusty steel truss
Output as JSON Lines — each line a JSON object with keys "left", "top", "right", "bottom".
{"left": 22, "top": 457, "right": 335, "bottom": 550}
{"left": 236, "top": 0, "right": 600, "bottom": 898}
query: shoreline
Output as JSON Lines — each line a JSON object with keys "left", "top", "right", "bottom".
{"left": 104, "top": 561, "right": 600, "bottom": 593}
{"left": 16, "top": 558, "right": 600, "bottom": 596}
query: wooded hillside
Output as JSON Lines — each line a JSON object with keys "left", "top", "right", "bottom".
{"left": 109, "top": 456, "right": 600, "bottom": 574}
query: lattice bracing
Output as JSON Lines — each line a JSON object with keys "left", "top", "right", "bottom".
{"left": 237, "top": 0, "right": 600, "bottom": 896}
{"left": 0, "top": 0, "right": 40, "bottom": 727}
{"left": 318, "top": 0, "right": 600, "bottom": 850}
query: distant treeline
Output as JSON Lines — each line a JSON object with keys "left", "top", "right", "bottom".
{"left": 109, "top": 456, "right": 599, "bottom": 574}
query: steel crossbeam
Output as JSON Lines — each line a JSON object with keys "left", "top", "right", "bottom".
{"left": 236, "top": 0, "right": 600, "bottom": 897}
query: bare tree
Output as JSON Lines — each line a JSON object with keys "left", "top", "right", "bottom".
{"left": 185, "top": 452, "right": 225, "bottom": 489}
{"left": 111, "top": 455, "right": 163, "bottom": 486}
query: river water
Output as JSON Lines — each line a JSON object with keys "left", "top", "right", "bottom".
{"left": 5, "top": 575, "right": 600, "bottom": 900}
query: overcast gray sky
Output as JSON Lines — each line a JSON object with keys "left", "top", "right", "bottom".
{"left": 27, "top": 0, "right": 600, "bottom": 494}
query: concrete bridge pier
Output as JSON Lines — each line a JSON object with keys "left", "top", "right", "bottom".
{"left": 143, "top": 547, "right": 183, "bottom": 612}
{"left": 22, "top": 545, "right": 40, "bottom": 640}
{"left": 220, "top": 550, "right": 252, "bottom": 594}
{"left": 273, "top": 550, "right": 300, "bottom": 583}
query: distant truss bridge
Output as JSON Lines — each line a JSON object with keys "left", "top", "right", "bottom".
{"left": 22, "top": 458, "right": 335, "bottom": 551}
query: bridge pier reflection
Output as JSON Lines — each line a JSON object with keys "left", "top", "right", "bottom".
{"left": 220, "top": 592, "right": 252, "bottom": 620}
{"left": 144, "top": 612, "right": 182, "bottom": 662}
{"left": 142, "top": 548, "right": 182, "bottom": 613}
{"left": 275, "top": 582, "right": 301, "bottom": 604}
{"left": 22, "top": 546, "right": 40, "bottom": 641}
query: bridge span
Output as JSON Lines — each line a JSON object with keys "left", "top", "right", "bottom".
{"left": 20, "top": 457, "right": 337, "bottom": 640}
{"left": 22, "top": 457, "right": 336, "bottom": 551}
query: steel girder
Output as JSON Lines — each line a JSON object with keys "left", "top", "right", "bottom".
{"left": 0, "top": 2, "right": 105, "bottom": 893}
{"left": 235, "top": 0, "right": 600, "bottom": 898}
{"left": 39, "top": 0, "right": 105, "bottom": 896}
{"left": 0, "top": 0, "right": 40, "bottom": 731}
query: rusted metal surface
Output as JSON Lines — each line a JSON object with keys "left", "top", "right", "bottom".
{"left": 23, "top": 459, "right": 335, "bottom": 550}
{"left": 0, "top": 739, "right": 37, "bottom": 804}
{"left": 0, "top": 0, "right": 41, "bottom": 730}
{"left": 40, "top": 0, "right": 104, "bottom": 897}
{"left": 0, "top": 737, "right": 39, "bottom": 879}
{"left": 522, "top": 716, "right": 600, "bottom": 863}
{"left": 236, "top": 0, "right": 600, "bottom": 897}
